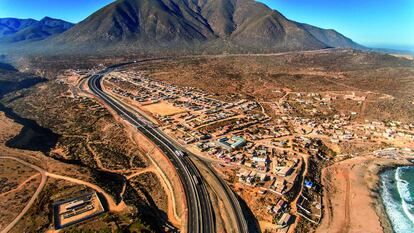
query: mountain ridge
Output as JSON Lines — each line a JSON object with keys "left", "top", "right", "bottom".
{"left": 0, "top": 0, "right": 365, "bottom": 55}
{"left": 0, "top": 17, "right": 74, "bottom": 43}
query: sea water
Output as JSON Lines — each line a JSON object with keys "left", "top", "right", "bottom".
{"left": 381, "top": 167, "right": 414, "bottom": 233}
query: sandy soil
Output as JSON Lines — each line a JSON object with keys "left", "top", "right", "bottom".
{"left": 142, "top": 101, "right": 186, "bottom": 117}
{"left": 317, "top": 155, "right": 413, "bottom": 233}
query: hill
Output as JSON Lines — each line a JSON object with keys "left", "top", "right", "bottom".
{"left": 2, "top": 0, "right": 364, "bottom": 55}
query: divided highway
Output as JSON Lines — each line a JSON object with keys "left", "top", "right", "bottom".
{"left": 88, "top": 69, "right": 213, "bottom": 233}
{"left": 87, "top": 62, "right": 248, "bottom": 233}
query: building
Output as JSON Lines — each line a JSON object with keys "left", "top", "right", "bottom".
{"left": 216, "top": 136, "right": 247, "bottom": 151}
{"left": 277, "top": 167, "right": 293, "bottom": 177}
{"left": 277, "top": 213, "right": 293, "bottom": 227}
{"left": 304, "top": 180, "right": 314, "bottom": 189}
{"left": 216, "top": 137, "right": 233, "bottom": 151}
{"left": 231, "top": 136, "right": 246, "bottom": 149}
{"left": 273, "top": 199, "right": 286, "bottom": 214}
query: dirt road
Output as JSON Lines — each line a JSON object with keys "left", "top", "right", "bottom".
{"left": 0, "top": 156, "right": 47, "bottom": 233}
{"left": 316, "top": 156, "right": 399, "bottom": 233}
{"left": 0, "top": 173, "right": 40, "bottom": 197}
{"left": 0, "top": 155, "right": 128, "bottom": 233}
{"left": 45, "top": 172, "right": 127, "bottom": 212}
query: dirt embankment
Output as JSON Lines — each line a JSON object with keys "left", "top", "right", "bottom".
{"left": 0, "top": 70, "right": 180, "bottom": 231}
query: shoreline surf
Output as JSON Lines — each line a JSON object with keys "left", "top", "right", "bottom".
{"left": 381, "top": 166, "right": 414, "bottom": 233}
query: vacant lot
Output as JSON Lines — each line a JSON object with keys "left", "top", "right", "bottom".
{"left": 143, "top": 102, "right": 186, "bottom": 117}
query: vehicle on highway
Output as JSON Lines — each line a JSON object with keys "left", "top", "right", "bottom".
{"left": 193, "top": 175, "right": 201, "bottom": 185}
{"left": 175, "top": 150, "right": 185, "bottom": 157}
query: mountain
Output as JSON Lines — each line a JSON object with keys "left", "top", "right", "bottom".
{"left": 0, "top": 18, "right": 38, "bottom": 37}
{"left": 300, "top": 23, "right": 365, "bottom": 49}
{"left": 0, "top": 17, "right": 73, "bottom": 43}
{"left": 4, "top": 0, "right": 365, "bottom": 55}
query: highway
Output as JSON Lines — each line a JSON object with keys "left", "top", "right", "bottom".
{"left": 87, "top": 61, "right": 249, "bottom": 233}
{"left": 88, "top": 67, "right": 214, "bottom": 233}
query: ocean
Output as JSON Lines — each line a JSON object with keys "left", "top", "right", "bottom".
{"left": 381, "top": 166, "right": 414, "bottom": 233}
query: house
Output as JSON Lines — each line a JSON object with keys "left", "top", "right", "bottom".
{"left": 259, "top": 173, "right": 269, "bottom": 181}
{"left": 277, "top": 213, "right": 293, "bottom": 227}
{"left": 252, "top": 154, "right": 267, "bottom": 162}
{"left": 273, "top": 199, "right": 286, "bottom": 214}
{"left": 277, "top": 167, "right": 292, "bottom": 177}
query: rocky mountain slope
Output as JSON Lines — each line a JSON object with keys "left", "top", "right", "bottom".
{"left": 2, "top": 0, "right": 364, "bottom": 55}
{"left": 300, "top": 23, "right": 363, "bottom": 49}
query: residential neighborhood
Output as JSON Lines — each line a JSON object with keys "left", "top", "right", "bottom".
{"left": 100, "top": 70, "right": 414, "bottom": 232}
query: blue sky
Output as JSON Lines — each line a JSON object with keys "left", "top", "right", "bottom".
{"left": 0, "top": 0, "right": 413, "bottom": 50}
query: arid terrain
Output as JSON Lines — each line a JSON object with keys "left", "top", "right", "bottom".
{"left": 137, "top": 50, "right": 414, "bottom": 123}
{"left": 1, "top": 0, "right": 413, "bottom": 232}
{"left": 0, "top": 62, "right": 183, "bottom": 232}
{"left": 0, "top": 49, "right": 413, "bottom": 233}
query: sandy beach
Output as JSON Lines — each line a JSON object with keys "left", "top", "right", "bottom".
{"left": 317, "top": 155, "right": 413, "bottom": 233}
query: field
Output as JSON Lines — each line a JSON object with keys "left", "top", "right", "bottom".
{"left": 143, "top": 101, "right": 187, "bottom": 116}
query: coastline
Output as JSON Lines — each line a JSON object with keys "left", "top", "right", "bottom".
{"left": 377, "top": 164, "right": 414, "bottom": 233}
{"left": 371, "top": 164, "right": 403, "bottom": 233}
{"left": 317, "top": 155, "right": 413, "bottom": 233}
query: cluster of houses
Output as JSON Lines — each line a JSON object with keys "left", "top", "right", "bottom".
{"left": 104, "top": 71, "right": 413, "bottom": 232}
{"left": 297, "top": 180, "right": 322, "bottom": 224}
{"left": 373, "top": 147, "right": 413, "bottom": 157}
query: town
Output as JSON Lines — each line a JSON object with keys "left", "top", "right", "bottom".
{"left": 68, "top": 68, "right": 414, "bottom": 232}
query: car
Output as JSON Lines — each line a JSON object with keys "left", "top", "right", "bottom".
{"left": 175, "top": 150, "right": 184, "bottom": 157}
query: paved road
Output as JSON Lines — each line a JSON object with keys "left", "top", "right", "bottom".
{"left": 88, "top": 68, "right": 214, "bottom": 233}
{"left": 88, "top": 60, "right": 249, "bottom": 233}
{"left": 157, "top": 132, "right": 249, "bottom": 233}
{"left": 0, "top": 156, "right": 47, "bottom": 233}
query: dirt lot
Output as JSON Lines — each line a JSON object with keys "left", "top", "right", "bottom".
{"left": 143, "top": 101, "right": 186, "bottom": 116}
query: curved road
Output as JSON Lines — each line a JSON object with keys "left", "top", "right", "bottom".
{"left": 87, "top": 61, "right": 249, "bottom": 233}
{"left": 88, "top": 68, "right": 214, "bottom": 233}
